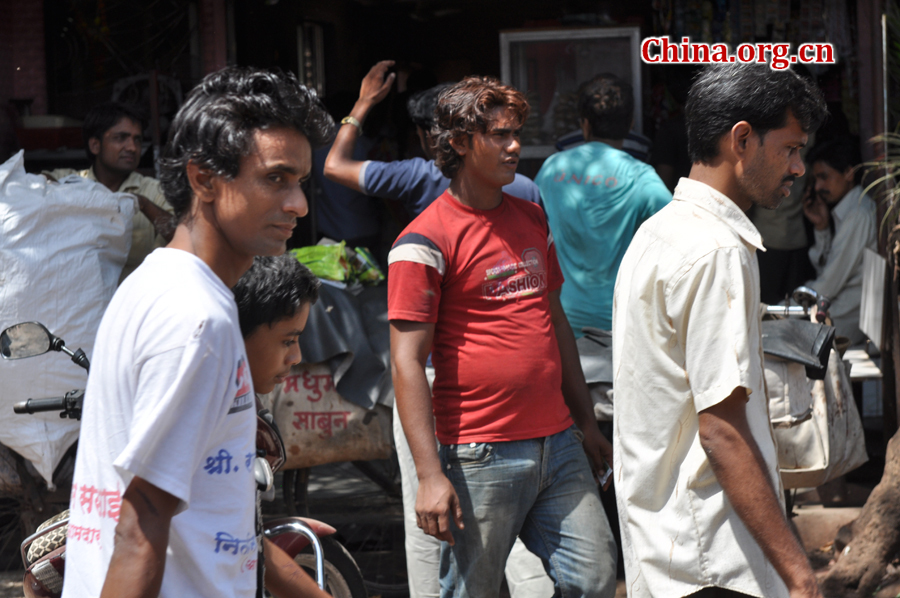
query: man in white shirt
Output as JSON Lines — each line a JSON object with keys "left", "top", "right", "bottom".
{"left": 802, "top": 137, "right": 876, "bottom": 344}
{"left": 62, "top": 68, "right": 334, "bottom": 598}
{"left": 613, "top": 63, "right": 827, "bottom": 598}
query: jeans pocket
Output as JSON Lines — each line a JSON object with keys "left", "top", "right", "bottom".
{"left": 441, "top": 442, "right": 494, "bottom": 467}
{"left": 571, "top": 426, "right": 585, "bottom": 444}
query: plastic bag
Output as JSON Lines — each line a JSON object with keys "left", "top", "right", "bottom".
{"left": 291, "top": 242, "right": 351, "bottom": 282}
{"left": 0, "top": 151, "right": 135, "bottom": 484}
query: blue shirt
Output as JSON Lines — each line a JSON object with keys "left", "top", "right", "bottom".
{"left": 360, "top": 157, "right": 543, "bottom": 217}
{"left": 536, "top": 141, "right": 671, "bottom": 334}
{"left": 313, "top": 140, "right": 380, "bottom": 241}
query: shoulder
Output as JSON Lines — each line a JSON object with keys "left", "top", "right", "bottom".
{"left": 505, "top": 193, "right": 549, "bottom": 229}
{"left": 504, "top": 173, "right": 542, "bottom": 204}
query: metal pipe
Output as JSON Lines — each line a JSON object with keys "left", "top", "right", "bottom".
{"left": 264, "top": 520, "right": 325, "bottom": 590}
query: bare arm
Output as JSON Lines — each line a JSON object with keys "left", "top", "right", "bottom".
{"left": 263, "top": 537, "right": 330, "bottom": 598}
{"left": 548, "top": 290, "right": 613, "bottom": 488}
{"left": 135, "top": 194, "right": 175, "bottom": 242}
{"left": 699, "top": 388, "right": 821, "bottom": 598}
{"left": 390, "top": 320, "right": 463, "bottom": 544}
{"left": 323, "top": 60, "right": 396, "bottom": 192}
{"left": 99, "top": 477, "right": 180, "bottom": 598}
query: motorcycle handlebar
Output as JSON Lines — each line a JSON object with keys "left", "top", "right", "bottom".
{"left": 14, "top": 397, "right": 68, "bottom": 414}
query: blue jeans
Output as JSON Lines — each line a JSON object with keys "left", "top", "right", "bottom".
{"left": 438, "top": 426, "right": 617, "bottom": 598}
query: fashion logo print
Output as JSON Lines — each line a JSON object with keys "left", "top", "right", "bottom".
{"left": 481, "top": 248, "right": 547, "bottom": 301}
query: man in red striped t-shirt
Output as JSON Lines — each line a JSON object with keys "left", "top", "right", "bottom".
{"left": 388, "top": 76, "right": 616, "bottom": 598}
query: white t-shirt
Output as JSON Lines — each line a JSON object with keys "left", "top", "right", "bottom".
{"left": 612, "top": 178, "right": 787, "bottom": 598}
{"left": 62, "top": 248, "right": 258, "bottom": 598}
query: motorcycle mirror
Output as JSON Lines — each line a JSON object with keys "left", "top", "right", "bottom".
{"left": 0, "top": 322, "right": 54, "bottom": 360}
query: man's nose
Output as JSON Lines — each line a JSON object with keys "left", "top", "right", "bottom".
{"left": 507, "top": 135, "right": 520, "bottom": 154}
{"left": 792, "top": 156, "right": 805, "bottom": 178}
{"left": 288, "top": 347, "right": 302, "bottom": 367}
{"left": 126, "top": 136, "right": 140, "bottom": 152}
{"left": 286, "top": 186, "right": 309, "bottom": 218}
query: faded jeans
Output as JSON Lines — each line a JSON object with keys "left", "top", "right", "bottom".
{"left": 439, "top": 426, "right": 617, "bottom": 598}
{"left": 393, "top": 395, "right": 554, "bottom": 598}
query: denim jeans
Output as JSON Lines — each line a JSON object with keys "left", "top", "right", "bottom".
{"left": 438, "top": 425, "right": 617, "bottom": 598}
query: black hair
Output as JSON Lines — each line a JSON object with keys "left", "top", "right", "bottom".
{"left": 407, "top": 83, "right": 454, "bottom": 131}
{"left": 807, "top": 136, "right": 862, "bottom": 184}
{"left": 159, "top": 67, "right": 335, "bottom": 222}
{"left": 83, "top": 101, "right": 146, "bottom": 163}
{"left": 578, "top": 73, "right": 633, "bottom": 140}
{"left": 233, "top": 254, "right": 321, "bottom": 338}
{"left": 685, "top": 63, "right": 827, "bottom": 164}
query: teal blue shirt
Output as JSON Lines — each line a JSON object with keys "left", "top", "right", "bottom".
{"left": 536, "top": 142, "right": 672, "bottom": 334}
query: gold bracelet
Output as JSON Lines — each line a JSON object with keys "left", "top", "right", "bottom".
{"left": 340, "top": 116, "right": 362, "bottom": 132}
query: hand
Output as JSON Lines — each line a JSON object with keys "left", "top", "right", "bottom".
{"left": 787, "top": 575, "right": 823, "bottom": 598}
{"left": 358, "top": 60, "right": 396, "bottom": 108}
{"left": 803, "top": 195, "right": 830, "bottom": 231}
{"left": 580, "top": 424, "right": 614, "bottom": 491}
{"left": 415, "top": 472, "right": 464, "bottom": 545}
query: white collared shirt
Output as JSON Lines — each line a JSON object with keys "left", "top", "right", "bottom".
{"left": 806, "top": 185, "right": 876, "bottom": 343}
{"left": 613, "top": 178, "right": 787, "bottom": 598}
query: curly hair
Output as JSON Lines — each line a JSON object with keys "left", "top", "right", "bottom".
{"left": 578, "top": 73, "right": 633, "bottom": 140}
{"left": 233, "top": 254, "right": 320, "bottom": 338}
{"left": 159, "top": 67, "right": 335, "bottom": 222}
{"left": 431, "top": 76, "right": 529, "bottom": 179}
{"left": 686, "top": 63, "right": 827, "bottom": 164}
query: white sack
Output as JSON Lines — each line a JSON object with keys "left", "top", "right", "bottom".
{"left": 0, "top": 150, "right": 134, "bottom": 485}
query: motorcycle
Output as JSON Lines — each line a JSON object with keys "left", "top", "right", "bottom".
{"left": 1, "top": 321, "right": 367, "bottom": 598}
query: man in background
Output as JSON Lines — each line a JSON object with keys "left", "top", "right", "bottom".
{"left": 536, "top": 73, "right": 670, "bottom": 335}
{"left": 45, "top": 101, "right": 173, "bottom": 281}
{"left": 803, "top": 136, "right": 876, "bottom": 344}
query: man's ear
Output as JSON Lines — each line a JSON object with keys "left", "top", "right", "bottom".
{"left": 186, "top": 161, "right": 217, "bottom": 204}
{"left": 88, "top": 137, "right": 101, "bottom": 157}
{"left": 448, "top": 134, "right": 469, "bottom": 158}
{"left": 729, "top": 121, "right": 755, "bottom": 159}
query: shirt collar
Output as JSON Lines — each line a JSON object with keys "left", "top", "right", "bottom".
{"left": 832, "top": 185, "right": 863, "bottom": 222}
{"left": 673, "top": 178, "right": 765, "bottom": 251}
{"left": 83, "top": 166, "right": 142, "bottom": 193}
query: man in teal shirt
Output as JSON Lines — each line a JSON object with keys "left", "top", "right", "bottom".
{"left": 536, "top": 73, "right": 671, "bottom": 334}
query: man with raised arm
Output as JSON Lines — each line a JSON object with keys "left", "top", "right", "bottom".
{"left": 324, "top": 60, "right": 542, "bottom": 219}
{"left": 388, "top": 76, "right": 616, "bottom": 598}
{"left": 62, "top": 68, "right": 334, "bottom": 598}
{"left": 613, "top": 63, "right": 828, "bottom": 598}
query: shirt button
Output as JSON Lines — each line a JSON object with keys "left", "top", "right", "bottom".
{"left": 469, "top": 443, "right": 476, "bottom": 448}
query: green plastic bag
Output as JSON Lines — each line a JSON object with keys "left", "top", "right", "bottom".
{"left": 290, "top": 242, "right": 350, "bottom": 282}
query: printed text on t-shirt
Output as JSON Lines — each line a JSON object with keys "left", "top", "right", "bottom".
{"left": 482, "top": 248, "right": 547, "bottom": 301}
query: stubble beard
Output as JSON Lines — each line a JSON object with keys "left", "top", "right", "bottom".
{"left": 741, "top": 153, "right": 785, "bottom": 211}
